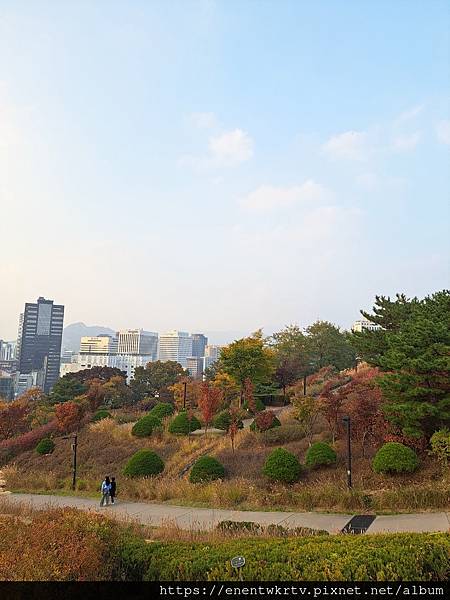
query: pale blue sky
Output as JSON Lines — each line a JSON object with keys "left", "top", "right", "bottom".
{"left": 1, "top": 0, "right": 449, "bottom": 340}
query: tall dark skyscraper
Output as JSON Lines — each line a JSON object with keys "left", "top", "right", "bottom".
{"left": 16, "top": 297, "right": 64, "bottom": 394}
{"left": 191, "top": 333, "right": 208, "bottom": 358}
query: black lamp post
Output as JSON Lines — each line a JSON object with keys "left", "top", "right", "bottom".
{"left": 342, "top": 416, "right": 352, "bottom": 489}
{"left": 183, "top": 380, "right": 187, "bottom": 410}
{"left": 63, "top": 433, "right": 78, "bottom": 491}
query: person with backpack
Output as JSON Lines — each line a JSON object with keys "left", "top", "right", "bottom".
{"left": 100, "top": 476, "right": 111, "bottom": 507}
{"left": 109, "top": 477, "right": 117, "bottom": 505}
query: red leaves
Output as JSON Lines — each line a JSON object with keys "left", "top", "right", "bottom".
{"left": 198, "top": 382, "right": 222, "bottom": 432}
{"left": 254, "top": 410, "right": 277, "bottom": 432}
{"left": 55, "top": 401, "right": 85, "bottom": 433}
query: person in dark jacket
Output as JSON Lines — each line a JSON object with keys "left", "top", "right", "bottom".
{"left": 109, "top": 477, "right": 117, "bottom": 504}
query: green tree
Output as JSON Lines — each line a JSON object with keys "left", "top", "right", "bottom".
{"left": 377, "top": 291, "right": 450, "bottom": 437}
{"left": 130, "top": 360, "right": 185, "bottom": 400}
{"left": 270, "top": 325, "right": 310, "bottom": 399}
{"left": 352, "top": 294, "right": 420, "bottom": 366}
{"left": 48, "top": 377, "right": 87, "bottom": 405}
{"left": 305, "top": 321, "right": 356, "bottom": 371}
{"left": 219, "top": 331, "right": 274, "bottom": 406}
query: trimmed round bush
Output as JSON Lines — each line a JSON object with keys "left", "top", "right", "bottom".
{"left": 243, "top": 397, "right": 265, "bottom": 414}
{"left": 213, "top": 410, "right": 244, "bottom": 431}
{"left": 149, "top": 402, "right": 175, "bottom": 420}
{"left": 91, "top": 409, "right": 112, "bottom": 422}
{"left": 305, "top": 442, "right": 337, "bottom": 468}
{"left": 131, "top": 414, "right": 162, "bottom": 437}
{"left": 168, "top": 412, "right": 202, "bottom": 435}
{"left": 36, "top": 437, "right": 55, "bottom": 455}
{"left": 250, "top": 414, "right": 281, "bottom": 432}
{"left": 123, "top": 449, "right": 164, "bottom": 478}
{"left": 263, "top": 447, "right": 303, "bottom": 483}
{"left": 372, "top": 442, "right": 419, "bottom": 474}
{"left": 189, "top": 456, "right": 226, "bottom": 483}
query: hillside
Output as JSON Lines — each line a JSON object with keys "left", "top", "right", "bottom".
{"left": 62, "top": 322, "right": 116, "bottom": 352}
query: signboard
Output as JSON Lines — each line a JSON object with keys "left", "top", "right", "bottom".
{"left": 231, "top": 556, "right": 245, "bottom": 569}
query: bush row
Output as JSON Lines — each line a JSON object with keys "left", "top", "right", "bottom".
{"left": 119, "top": 533, "right": 450, "bottom": 581}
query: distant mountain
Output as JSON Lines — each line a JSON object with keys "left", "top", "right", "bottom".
{"left": 62, "top": 322, "right": 116, "bottom": 352}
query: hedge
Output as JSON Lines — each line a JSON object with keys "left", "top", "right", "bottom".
{"left": 149, "top": 402, "right": 175, "bottom": 420}
{"left": 189, "top": 456, "right": 225, "bottom": 483}
{"left": 168, "top": 412, "right": 202, "bottom": 435}
{"left": 35, "top": 437, "right": 55, "bottom": 455}
{"left": 372, "top": 442, "right": 419, "bottom": 474}
{"left": 123, "top": 450, "right": 164, "bottom": 478}
{"left": 263, "top": 447, "right": 302, "bottom": 483}
{"left": 305, "top": 442, "right": 337, "bottom": 468}
{"left": 140, "top": 533, "right": 450, "bottom": 581}
{"left": 131, "top": 415, "right": 162, "bottom": 438}
{"left": 91, "top": 409, "right": 112, "bottom": 422}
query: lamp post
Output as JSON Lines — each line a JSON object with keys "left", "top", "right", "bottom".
{"left": 183, "top": 380, "right": 187, "bottom": 410}
{"left": 342, "top": 416, "right": 352, "bottom": 489}
{"left": 63, "top": 433, "right": 78, "bottom": 491}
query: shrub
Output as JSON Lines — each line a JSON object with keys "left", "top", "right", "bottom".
{"left": 217, "top": 520, "right": 262, "bottom": 534}
{"left": 260, "top": 423, "right": 305, "bottom": 445}
{"left": 91, "top": 409, "right": 112, "bottom": 422}
{"left": 149, "top": 402, "right": 175, "bottom": 420}
{"left": 143, "top": 533, "right": 450, "bottom": 581}
{"left": 372, "top": 442, "right": 419, "bottom": 474}
{"left": 250, "top": 411, "right": 281, "bottom": 432}
{"left": 35, "top": 437, "right": 55, "bottom": 455}
{"left": 305, "top": 442, "right": 337, "bottom": 468}
{"left": 0, "top": 420, "right": 59, "bottom": 464}
{"left": 123, "top": 450, "right": 164, "bottom": 478}
{"left": 131, "top": 415, "right": 162, "bottom": 438}
{"left": 430, "top": 428, "right": 450, "bottom": 468}
{"left": 263, "top": 448, "right": 302, "bottom": 483}
{"left": 243, "top": 397, "right": 265, "bottom": 414}
{"left": 213, "top": 410, "right": 243, "bottom": 431}
{"left": 189, "top": 456, "right": 225, "bottom": 483}
{"left": 168, "top": 412, "right": 202, "bottom": 435}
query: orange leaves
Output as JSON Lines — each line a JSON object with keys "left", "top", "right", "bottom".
{"left": 55, "top": 401, "right": 85, "bottom": 433}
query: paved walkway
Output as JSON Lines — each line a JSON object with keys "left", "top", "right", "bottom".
{"left": 3, "top": 493, "right": 449, "bottom": 534}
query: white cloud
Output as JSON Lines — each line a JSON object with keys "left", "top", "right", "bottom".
{"left": 392, "top": 131, "right": 421, "bottom": 151}
{"left": 395, "top": 105, "right": 424, "bottom": 123}
{"left": 435, "top": 120, "right": 450, "bottom": 145}
{"left": 240, "top": 180, "right": 331, "bottom": 212}
{"left": 189, "top": 111, "right": 219, "bottom": 129}
{"left": 209, "top": 129, "right": 253, "bottom": 165}
{"left": 180, "top": 127, "right": 254, "bottom": 170}
{"left": 322, "top": 131, "right": 367, "bottom": 161}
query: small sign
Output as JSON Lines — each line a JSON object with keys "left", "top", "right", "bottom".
{"left": 231, "top": 556, "right": 245, "bottom": 569}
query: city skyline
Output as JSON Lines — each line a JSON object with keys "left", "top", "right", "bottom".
{"left": 1, "top": 1, "right": 449, "bottom": 340}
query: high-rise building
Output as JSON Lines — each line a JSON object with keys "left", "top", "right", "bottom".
{"left": 79, "top": 335, "right": 118, "bottom": 355}
{"left": 0, "top": 340, "right": 16, "bottom": 361}
{"left": 117, "top": 329, "right": 158, "bottom": 360}
{"left": 186, "top": 356, "right": 204, "bottom": 379}
{"left": 158, "top": 331, "right": 192, "bottom": 368}
{"left": 191, "top": 334, "right": 208, "bottom": 358}
{"left": 352, "top": 319, "right": 381, "bottom": 333}
{"left": 16, "top": 297, "right": 64, "bottom": 394}
{"left": 203, "top": 344, "right": 223, "bottom": 371}
{"left": 0, "top": 370, "right": 13, "bottom": 401}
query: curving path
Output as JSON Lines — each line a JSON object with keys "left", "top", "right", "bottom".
{"left": 3, "top": 492, "right": 449, "bottom": 535}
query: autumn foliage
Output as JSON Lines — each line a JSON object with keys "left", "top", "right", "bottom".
{"left": 55, "top": 401, "right": 86, "bottom": 433}
{"left": 197, "top": 382, "right": 222, "bottom": 433}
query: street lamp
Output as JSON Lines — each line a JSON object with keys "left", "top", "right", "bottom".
{"left": 63, "top": 433, "right": 78, "bottom": 491}
{"left": 342, "top": 416, "right": 352, "bottom": 489}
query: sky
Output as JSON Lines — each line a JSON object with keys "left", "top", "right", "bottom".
{"left": 0, "top": 0, "right": 449, "bottom": 342}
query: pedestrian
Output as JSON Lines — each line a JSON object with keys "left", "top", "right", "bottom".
{"left": 100, "top": 476, "right": 111, "bottom": 507}
{"left": 109, "top": 477, "right": 117, "bottom": 505}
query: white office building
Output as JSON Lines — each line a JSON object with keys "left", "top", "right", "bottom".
{"left": 352, "top": 319, "right": 382, "bottom": 333}
{"left": 117, "top": 329, "right": 158, "bottom": 360}
{"left": 158, "top": 331, "right": 192, "bottom": 368}
{"left": 79, "top": 336, "right": 118, "bottom": 355}
{"left": 203, "top": 344, "right": 223, "bottom": 371}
